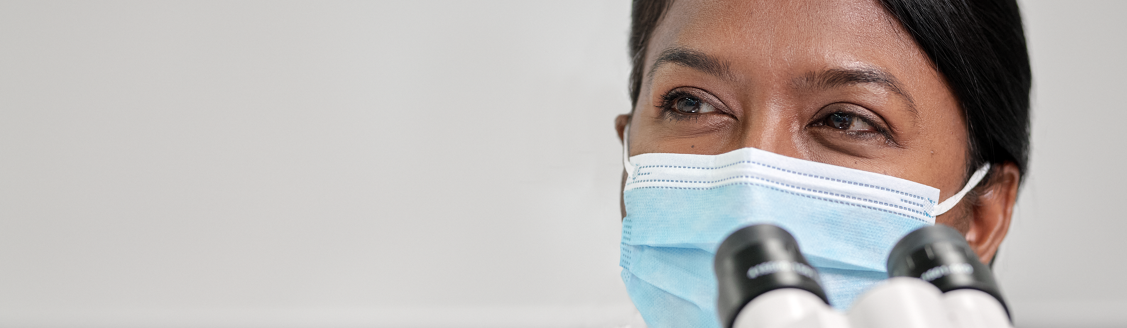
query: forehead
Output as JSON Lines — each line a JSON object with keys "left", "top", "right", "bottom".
{"left": 647, "top": 0, "right": 928, "bottom": 82}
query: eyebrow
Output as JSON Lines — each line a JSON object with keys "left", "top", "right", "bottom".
{"left": 647, "top": 47, "right": 735, "bottom": 85}
{"left": 798, "top": 68, "right": 919, "bottom": 116}
{"left": 647, "top": 47, "right": 918, "bottom": 116}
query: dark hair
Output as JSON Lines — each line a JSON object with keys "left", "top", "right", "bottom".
{"left": 627, "top": 0, "right": 1031, "bottom": 181}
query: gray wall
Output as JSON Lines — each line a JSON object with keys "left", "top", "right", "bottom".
{"left": 0, "top": 1, "right": 1122, "bottom": 327}
{"left": 994, "top": 1, "right": 1127, "bottom": 327}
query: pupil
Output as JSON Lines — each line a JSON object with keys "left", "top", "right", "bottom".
{"left": 676, "top": 97, "right": 701, "bottom": 113}
{"left": 829, "top": 113, "right": 851, "bottom": 129}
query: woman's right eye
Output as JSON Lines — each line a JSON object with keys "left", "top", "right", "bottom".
{"left": 671, "top": 95, "right": 716, "bottom": 114}
{"left": 659, "top": 90, "right": 721, "bottom": 120}
{"left": 652, "top": 88, "right": 737, "bottom": 137}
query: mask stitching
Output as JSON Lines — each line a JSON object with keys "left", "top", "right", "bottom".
{"left": 899, "top": 198, "right": 926, "bottom": 208}
{"left": 632, "top": 161, "right": 934, "bottom": 203}
{"left": 622, "top": 124, "right": 932, "bottom": 203}
{"left": 629, "top": 183, "right": 932, "bottom": 223}
{"left": 625, "top": 175, "right": 929, "bottom": 217}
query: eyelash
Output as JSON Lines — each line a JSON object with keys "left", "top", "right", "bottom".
{"left": 656, "top": 89, "right": 711, "bottom": 121}
{"left": 655, "top": 89, "right": 899, "bottom": 147}
{"left": 810, "top": 108, "right": 899, "bottom": 145}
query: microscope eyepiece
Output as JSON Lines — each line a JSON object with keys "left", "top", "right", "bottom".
{"left": 715, "top": 224, "right": 828, "bottom": 328}
{"left": 886, "top": 224, "right": 1011, "bottom": 320}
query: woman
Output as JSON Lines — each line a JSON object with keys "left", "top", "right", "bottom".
{"left": 613, "top": 0, "right": 1030, "bottom": 327}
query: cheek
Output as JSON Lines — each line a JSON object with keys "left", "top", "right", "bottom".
{"left": 904, "top": 68, "right": 970, "bottom": 197}
{"left": 924, "top": 104, "right": 970, "bottom": 195}
{"left": 936, "top": 201, "right": 972, "bottom": 233}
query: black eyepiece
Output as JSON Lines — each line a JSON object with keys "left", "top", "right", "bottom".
{"left": 887, "top": 224, "right": 1011, "bottom": 320}
{"left": 714, "top": 224, "right": 828, "bottom": 328}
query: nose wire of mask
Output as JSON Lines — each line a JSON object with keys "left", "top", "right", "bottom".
{"left": 617, "top": 123, "right": 992, "bottom": 327}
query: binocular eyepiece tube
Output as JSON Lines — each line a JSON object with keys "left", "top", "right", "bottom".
{"left": 714, "top": 224, "right": 1013, "bottom": 328}
{"left": 714, "top": 224, "right": 830, "bottom": 328}
{"left": 886, "top": 223, "right": 1011, "bottom": 319}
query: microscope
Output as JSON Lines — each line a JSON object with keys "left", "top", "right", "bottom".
{"left": 714, "top": 224, "right": 1012, "bottom": 328}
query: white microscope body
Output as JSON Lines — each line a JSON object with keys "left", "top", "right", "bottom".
{"left": 715, "top": 225, "right": 1012, "bottom": 328}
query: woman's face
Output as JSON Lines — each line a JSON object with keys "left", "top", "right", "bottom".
{"left": 620, "top": 0, "right": 973, "bottom": 226}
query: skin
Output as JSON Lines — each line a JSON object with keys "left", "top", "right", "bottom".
{"left": 614, "top": 0, "right": 1020, "bottom": 264}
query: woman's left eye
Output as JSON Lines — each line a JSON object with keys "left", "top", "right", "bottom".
{"left": 822, "top": 112, "right": 876, "bottom": 132}
{"left": 807, "top": 105, "right": 898, "bottom": 147}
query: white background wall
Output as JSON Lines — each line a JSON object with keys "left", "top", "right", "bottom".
{"left": 0, "top": 1, "right": 1122, "bottom": 327}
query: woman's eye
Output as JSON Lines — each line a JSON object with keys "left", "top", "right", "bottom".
{"left": 824, "top": 112, "right": 875, "bottom": 132}
{"left": 672, "top": 96, "right": 716, "bottom": 114}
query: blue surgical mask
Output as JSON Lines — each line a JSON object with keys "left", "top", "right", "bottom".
{"left": 619, "top": 126, "right": 989, "bottom": 328}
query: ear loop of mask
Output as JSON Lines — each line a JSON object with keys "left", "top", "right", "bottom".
{"left": 933, "top": 164, "right": 992, "bottom": 216}
{"left": 622, "top": 123, "right": 635, "bottom": 174}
